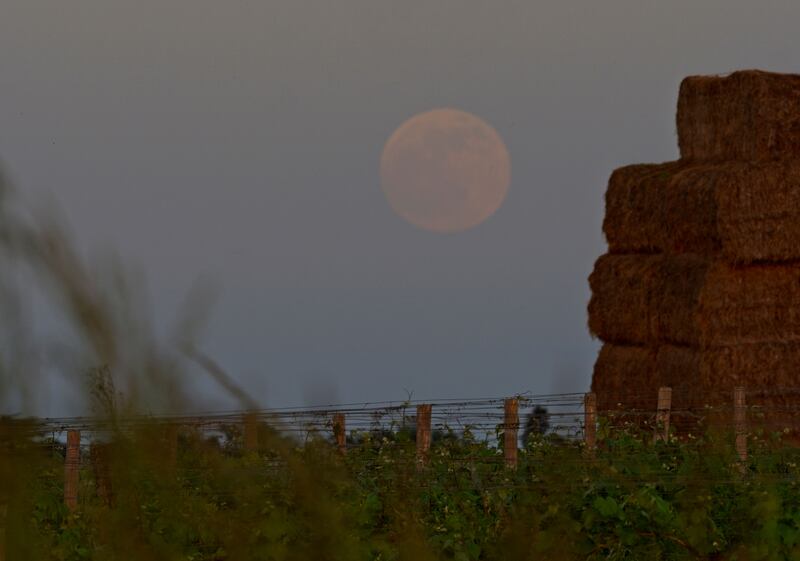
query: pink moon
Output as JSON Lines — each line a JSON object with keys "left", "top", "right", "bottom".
{"left": 380, "top": 108, "right": 511, "bottom": 233}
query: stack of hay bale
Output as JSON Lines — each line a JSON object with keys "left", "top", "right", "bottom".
{"left": 589, "top": 70, "right": 800, "bottom": 428}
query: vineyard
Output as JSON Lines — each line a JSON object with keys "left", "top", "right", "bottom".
{"left": 3, "top": 388, "right": 800, "bottom": 560}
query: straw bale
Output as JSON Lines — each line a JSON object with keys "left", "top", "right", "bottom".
{"left": 588, "top": 254, "right": 661, "bottom": 345}
{"left": 653, "top": 254, "right": 710, "bottom": 344}
{"left": 716, "top": 162, "right": 800, "bottom": 262}
{"left": 592, "top": 344, "right": 703, "bottom": 430}
{"left": 589, "top": 255, "right": 800, "bottom": 346}
{"left": 588, "top": 253, "right": 708, "bottom": 346}
{"left": 592, "top": 344, "right": 702, "bottom": 413}
{"left": 677, "top": 70, "right": 800, "bottom": 162}
{"left": 706, "top": 343, "right": 786, "bottom": 392}
{"left": 701, "top": 264, "right": 800, "bottom": 345}
{"left": 603, "top": 162, "right": 686, "bottom": 253}
{"left": 604, "top": 160, "right": 800, "bottom": 262}
{"left": 591, "top": 344, "right": 659, "bottom": 412}
{"left": 592, "top": 345, "right": 707, "bottom": 431}
{"left": 593, "top": 343, "right": 800, "bottom": 431}
{"left": 663, "top": 343, "right": 800, "bottom": 432}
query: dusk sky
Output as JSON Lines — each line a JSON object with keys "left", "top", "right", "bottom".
{"left": 2, "top": 0, "right": 799, "bottom": 412}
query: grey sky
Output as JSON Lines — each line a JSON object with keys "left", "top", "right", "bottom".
{"left": 1, "top": 0, "right": 799, "bottom": 411}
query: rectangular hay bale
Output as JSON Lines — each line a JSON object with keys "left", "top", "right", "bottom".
{"left": 591, "top": 344, "right": 661, "bottom": 413}
{"left": 588, "top": 253, "right": 708, "bottom": 346}
{"left": 592, "top": 344, "right": 708, "bottom": 432}
{"left": 589, "top": 254, "right": 800, "bottom": 347}
{"left": 604, "top": 160, "right": 800, "bottom": 263}
{"left": 677, "top": 70, "right": 800, "bottom": 162}
{"left": 593, "top": 342, "right": 800, "bottom": 432}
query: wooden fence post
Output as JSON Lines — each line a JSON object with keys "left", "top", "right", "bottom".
{"left": 333, "top": 413, "right": 347, "bottom": 455}
{"left": 655, "top": 387, "right": 672, "bottom": 443}
{"left": 584, "top": 392, "right": 597, "bottom": 454}
{"left": 734, "top": 387, "right": 747, "bottom": 464}
{"left": 243, "top": 413, "right": 258, "bottom": 452}
{"left": 504, "top": 398, "right": 519, "bottom": 469}
{"left": 64, "top": 430, "right": 80, "bottom": 511}
{"left": 416, "top": 404, "right": 432, "bottom": 465}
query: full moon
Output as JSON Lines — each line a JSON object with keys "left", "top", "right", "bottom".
{"left": 380, "top": 108, "right": 511, "bottom": 233}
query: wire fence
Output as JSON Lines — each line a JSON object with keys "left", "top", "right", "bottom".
{"left": 13, "top": 385, "right": 800, "bottom": 456}
{"left": 8, "top": 385, "right": 800, "bottom": 515}
{"left": 24, "top": 393, "right": 586, "bottom": 449}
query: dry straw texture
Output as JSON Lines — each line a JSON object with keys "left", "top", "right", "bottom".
{"left": 588, "top": 254, "right": 706, "bottom": 345}
{"left": 604, "top": 160, "right": 800, "bottom": 262}
{"left": 591, "top": 345, "right": 661, "bottom": 412}
{"left": 589, "top": 254, "right": 800, "bottom": 347}
{"left": 592, "top": 70, "right": 800, "bottom": 426}
{"left": 678, "top": 70, "right": 800, "bottom": 162}
{"left": 593, "top": 343, "right": 800, "bottom": 430}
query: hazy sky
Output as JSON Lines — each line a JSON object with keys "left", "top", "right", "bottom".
{"left": 2, "top": 0, "right": 799, "bottom": 411}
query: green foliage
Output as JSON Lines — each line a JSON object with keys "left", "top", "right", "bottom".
{"left": 6, "top": 423, "right": 800, "bottom": 560}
